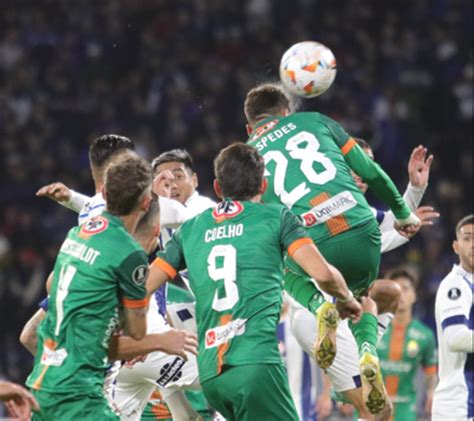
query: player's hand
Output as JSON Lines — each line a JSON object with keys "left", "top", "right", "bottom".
{"left": 0, "top": 381, "right": 39, "bottom": 420}
{"left": 336, "top": 297, "right": 362, "bottom": 322}
{"left": 315, "top": 393, "right": 333, "bottom": 419}
{"left": 396, "top": 206, "right": 439, "bottom": 238}
{"left": 408, "top": 145, "right": 433, "bottom": 188}
{"left": 395, "top": 212, "right": 420, "bottom": 238}
{"left": 156, "top": 329, "right": 198, "bottom": 360}
{"left": 153, "top": 170, "right": 175, "bottom": 198}
{"left": 36, "top": 182, "right": 71, "bottom": 203}
{"left": 359, "top": 296, "right": 377, "bottom": 315}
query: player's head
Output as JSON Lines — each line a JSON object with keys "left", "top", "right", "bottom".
{"left": 244, "top": 83, "right": 292, "bottom": 133}
{"left": 151, "top": 149, "right": 197, "bottom": 205}
{"left": 104, "top": 155, "right": 153, "bottom": 217}
{"left": 351, "top": 138, "right": 374, "bottom": 194}
{"left": 134, "top": 193, "right": 160, "bottom": 255}
{"left": 385, "top": 266, "right": 418, "bottom": 312}
{"left": 89, "top": 134, "right": 136, "bottom": 184}
{"left": 213, "top": 143, "right": 266, "bottom": 201}
{"left": 453, "top": 214, "right": 474, "bottom": 272}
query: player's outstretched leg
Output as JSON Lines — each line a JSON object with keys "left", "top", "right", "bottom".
{"left": 349, "top": 297, "right": 388, "bottom": 414}
{"left": 313, "top": 302, "right": 339, "bottom": 369}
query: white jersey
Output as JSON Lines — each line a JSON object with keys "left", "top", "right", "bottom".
{"left": 432, "top": 264, "right": 474, "bottom": 421}
{"left": 64, "top": 190, "right": 191, "bottom": 228}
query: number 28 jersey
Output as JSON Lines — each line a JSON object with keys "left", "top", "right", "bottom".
{"left": 247, "top": 112, "right": 375, "bottom": 242}
{"left": 27, "top": 212, "right": 148, "bottom": 394}
{"left": 153, "top": 200, "right": 312, "bottom": 383}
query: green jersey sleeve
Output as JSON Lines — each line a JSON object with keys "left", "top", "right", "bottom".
{"left": 344, "top": 144, "right": 411, "bottom": 220}
{"left": 118, "top": 249, "right": 149, "bottom": 308}
{"left": 279, "top": 207, "right": 313, "bottom": 254}
{"left": 156, "top": 227, "right": 186, "bottom": 277}
{"left": 421, "top": 329, "right": 438, "bottom": 371}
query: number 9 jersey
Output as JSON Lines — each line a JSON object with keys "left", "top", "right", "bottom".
{"left": 247, "top": 112, "right": 408, "bottom": 242}
{"left": 153, "top": 200, "right": 312, "bottom": 383}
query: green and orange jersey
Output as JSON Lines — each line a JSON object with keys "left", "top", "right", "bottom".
{"left": 153, "top": 200, "right": 311, "bottom": 383}
{"left": 377, "top": 319, "right": 437, "bottom": 418}
{"left": 26, "top": 212, "right": 148, "bottom": 395}
{"left": 247, "top": 112, "right": 411, "bottom": 243}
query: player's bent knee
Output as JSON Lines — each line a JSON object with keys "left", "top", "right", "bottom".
{"left": 369, "top": 280, "right": 401, "bottom": 314}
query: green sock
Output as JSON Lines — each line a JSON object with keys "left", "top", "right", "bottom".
{"left": 283, "top": 269, "right": 325, "bottom": 313}
{"left": 349, "top": 312, "right": 378, "bottom": 358}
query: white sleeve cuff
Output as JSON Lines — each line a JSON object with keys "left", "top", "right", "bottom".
{"left": 61, "top": 190, "right": 90, "bottom": 213}
{"left": 444, "top": 324, "right": 474, "bottom": 353}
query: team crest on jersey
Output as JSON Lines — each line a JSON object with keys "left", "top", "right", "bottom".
{"left": 406, "top": 339, "right": 419, "bottom": 357}
{"left": 81, "top": 216, "right": 109, "bottom": 235}
{"left": 132, "top": 265, "right": 149, "bottom": 285}
{"left": 212, "top": 201, "right": 244, "bottom": 223}
{"left": 251, "top": 119, "right": 279, "bottom": 140}
{"left": 448, "top": 287, "right": 461, "bottom": 300}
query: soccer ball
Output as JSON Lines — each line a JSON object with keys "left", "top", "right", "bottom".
{"left": 279, "top": 41, "right": 337, "bottom": 98}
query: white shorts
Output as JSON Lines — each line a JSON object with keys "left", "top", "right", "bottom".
{"left": 289, "top": 304, "right": 360, "bottom": 392}
{"left": 167, "top": 302, "right": 197, "bottom": 334}
{"left": 112, "top": 350, "right": 200, "bottom": 420}
{"left": 112, "top": 301, "right": 200, "bottom": 420}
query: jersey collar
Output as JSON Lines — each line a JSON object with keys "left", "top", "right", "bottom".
{"left": 453, "top": 264, "right": 473, "bottom": 282}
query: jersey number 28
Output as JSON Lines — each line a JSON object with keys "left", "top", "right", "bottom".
{"left": 263, "top": 131, "right": 337, "bottom": 209}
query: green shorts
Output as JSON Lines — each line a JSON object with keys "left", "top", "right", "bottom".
{"left": 286, "top": 219, "right": 381, "bottom": 297}
{"left": 31, "top": 389, "right": 119, "bottom": 421}
{"left": 201, "top": 363, "right": 298, "bottom": 421}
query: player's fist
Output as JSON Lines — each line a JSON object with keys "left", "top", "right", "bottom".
{"left": 36, "top": 182, "right": 71, "bottom": 203}
{"left": 153, "top": 170, "right": 175, "bottom": 198}
{"left": 156, "top": 329, "right": 198, "bottom": 360}
{"left": 336, "top": 296, "right": 362, "bottom": 322}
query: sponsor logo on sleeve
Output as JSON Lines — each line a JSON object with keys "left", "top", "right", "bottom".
{"left": 205, "top": 318, "right": 247, "bottom": 349}
{"left": 133, "top": 265, "right": 149, "bottom": 285}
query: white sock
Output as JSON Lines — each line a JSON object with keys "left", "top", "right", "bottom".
{"left": 377, "top": 312, "right": 394, "bottom": 343}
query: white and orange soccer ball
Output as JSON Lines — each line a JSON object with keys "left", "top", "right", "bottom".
{"left": 279, "top": 41, "right": 337, "bottom": 98}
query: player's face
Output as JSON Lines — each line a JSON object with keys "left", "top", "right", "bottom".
{"left": 395, "top": 277, "right": 416, "bottom": 312}
{"left": 156, "top": 162, "right": 197, "bottom": 205}
{"left": 352, "top": 147, "right": 374, "bottom": 194}
{"left": 453, "top": 224, "right": 474, "bottom": 272}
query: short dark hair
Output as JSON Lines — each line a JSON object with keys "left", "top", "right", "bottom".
{"left": 244, "top": 83, "right": 291, "bottom": 126}
{"left": 456, "top": 214, "right": 474, "bottom": 236}
{"left": 385, "top": 266, "right": 419, "bottom": 288}
{"left": 89, "top": 134, "right": 135, "bottom": 169}
{"left": 136, "top": 193, "right": 160, "bottom": 234}
{"left": 151, "top": 149, "right": 194, "bottom": 174}
{"left": 105, "top": 155, "right": 153, "bottom": 216}
{"left": 354, "top": 138, "right": 372, "bottom": 151}
{"left": 214, "top": 143, "right": 264, "bottom": 201}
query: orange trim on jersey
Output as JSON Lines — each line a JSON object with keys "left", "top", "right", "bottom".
{"left": 341, "top": 137, "right": 357, "bottom": 155}
{"left": 326, "top": 215, "right": 350, "bottom": 236}
{"left": 217, "top": 314, "right": 232, "bottom": 375}
{"left": 288, "top": 238, "right": 313, "bottom": 257}
{"left": 423, "top": 365, "right": 437, "bottom": 375}
{"left": 123, "top": 297, "right": 148, "bottom": 309}
{"left": 151, "top": 403, "right": 172, "bottom": 419}
{"left": 309, "top": 192, "right": 330, "bottom": 207}
{"left": 152, "top": 258, "right": 177, "bottom": 279}
{"left": 32, "top": 339, "right": 57, "bottom": 390}
{"left": 385, "top": 375, "right": 400, "bottom": 399}
{"left": 386, "top": 323, "right": 406, "bottom": 398}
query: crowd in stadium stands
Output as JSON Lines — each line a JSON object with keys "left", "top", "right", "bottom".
{"left": 0, "top": 0, "right": 471, "bottom": 384}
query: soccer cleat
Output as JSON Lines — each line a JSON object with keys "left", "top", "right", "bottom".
{"left": 360, "top": 352, "right": 388, "bottom": 414}
{"left": 313, "top": 302, "right": 339, "bottom": 369}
